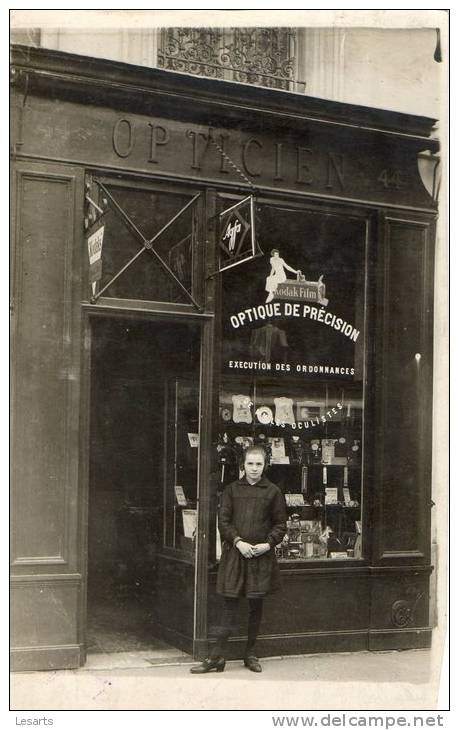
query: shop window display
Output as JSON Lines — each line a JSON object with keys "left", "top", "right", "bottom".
{"left": 217, "top": 202, "right": 367, "bottom": 562}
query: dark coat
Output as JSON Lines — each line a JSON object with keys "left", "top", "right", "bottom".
{"left": 216, "top": 475, "right": 287, "bottom": 598}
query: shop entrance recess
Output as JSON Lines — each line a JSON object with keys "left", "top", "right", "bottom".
{"left": 83, "top": 312, "right": 208, "bottom": 662}
{"left": 80, "top": 177, "right": 216, "bottom": 663}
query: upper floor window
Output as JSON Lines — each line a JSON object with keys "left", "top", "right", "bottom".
{"left": 157, "top": 27, "right": 304, "bottom": 92}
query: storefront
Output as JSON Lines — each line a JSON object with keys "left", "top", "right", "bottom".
{"left": 11, "top": 44, "right": 438, "bottom": 671}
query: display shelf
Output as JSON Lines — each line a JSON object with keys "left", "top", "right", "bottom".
{"left": 277, "top": 556, "right": 354, "bottom": 563}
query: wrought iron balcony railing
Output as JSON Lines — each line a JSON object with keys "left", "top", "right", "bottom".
{"left": 158, "top": 27, "right": 305, "bottom": 92}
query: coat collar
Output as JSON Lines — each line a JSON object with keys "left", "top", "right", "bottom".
{"left": 238, "top": 474, "right": 271, "bottom": 488}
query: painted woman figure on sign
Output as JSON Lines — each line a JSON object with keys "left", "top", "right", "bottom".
{"left": 265, "top": 249, "right": 300, "bottom": 303}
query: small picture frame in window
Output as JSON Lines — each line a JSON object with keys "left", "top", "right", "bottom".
{"left": 296, "top": 401, "right": 323, "bottom": 422}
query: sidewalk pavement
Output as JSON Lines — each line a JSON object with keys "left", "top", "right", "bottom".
{"left": 11, "top": 648, "right": 443, "bottom": 711}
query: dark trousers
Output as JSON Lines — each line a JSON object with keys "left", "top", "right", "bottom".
{"left": 211, "top": 596, "right": 264, "bottom": 658}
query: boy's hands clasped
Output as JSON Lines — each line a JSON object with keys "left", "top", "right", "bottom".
{"left": 236, "top": 541, "right": 271, "bottom": 558}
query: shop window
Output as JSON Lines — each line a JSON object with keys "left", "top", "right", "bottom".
{"left": 85, "top": 181, "right": 202, "bottom": 307}
{"left": 158, "top": 27, "right": 303, "bottom": 92}
{"left": 216, "top": 202, "right": 367, "bottom": 563}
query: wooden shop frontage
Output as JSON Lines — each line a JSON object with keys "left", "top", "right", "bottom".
{"left": 10, "top": 45, "right": 438, "bottom": 671}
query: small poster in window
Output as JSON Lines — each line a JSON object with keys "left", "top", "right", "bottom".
{"left": 86, "top": 217, "right": 105, "bottom": 297}
{"left": 269, "top": 437, "right": 286, "bottom": 463}
{"left": 321, "top": 438, "right": 347, "bottom": 465}
{"left": 232, "top": 394, "right": 253, "bottom": 423}
{"left": 174, "top": 486, "right": 187, "bottom": 506}
{"left": 182, "top": 509, "right": 197, "bottom": 539}
{"left": 274, "top": 397, "right": 295, "bottom": 425}
{"left": 187, "top": 433, "right": 199, "bottom": 448}
{"left": 321, "top": 439, "right": 335, "bottom": 465}
{"left": 325, "top": 487, "right": 338, "bottom": 505}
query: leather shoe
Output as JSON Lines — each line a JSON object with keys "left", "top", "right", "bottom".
{"left": 244, "top": 655, "right": 262, "bottom": 672}
{"left": 190, "top": 656, "right": 226, "bottom": 674}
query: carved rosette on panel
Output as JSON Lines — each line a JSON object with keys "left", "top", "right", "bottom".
{"left": 391, "top": 590, "right": 424, "bottom": 628}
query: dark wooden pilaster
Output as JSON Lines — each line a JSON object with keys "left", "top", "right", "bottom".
{"left": 193, "top": 188, "right": 218, "bottom": 658}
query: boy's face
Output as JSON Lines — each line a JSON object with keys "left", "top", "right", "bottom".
{"left": 244, "top": 452, "right": 265, "bottom": 484}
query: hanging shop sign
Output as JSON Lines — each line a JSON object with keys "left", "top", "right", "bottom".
{"left": 218, "top": 196, "right": 256, "bottom": 273}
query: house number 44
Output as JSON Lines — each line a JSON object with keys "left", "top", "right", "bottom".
{"left": 377, "top": 169, "right": 405, "bottom": 189}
